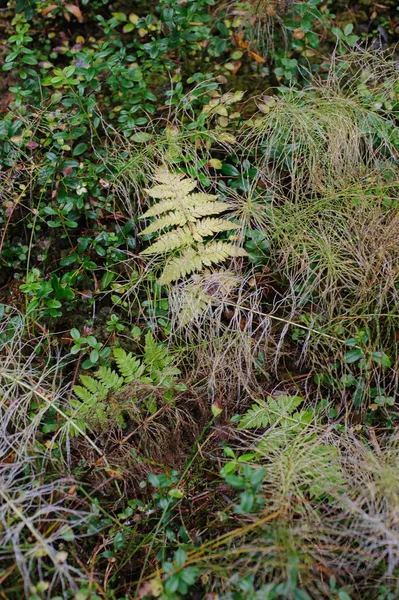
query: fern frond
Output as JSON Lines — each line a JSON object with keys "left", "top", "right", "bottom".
{"left": 141, "top": 198, "right": 179, "bottom": 219}
{"left": 96, "top": 366, "right": 124, "bottom": 390}
{"left": 191, "top": 218, "right": 237, "bottom": 241}
{"left": 189, "top": 200, "right": 231, "bottom": 219}
{"left": 152, "top": 167, "right": 186, "bottom": 186}
{"left": 140, "top": 227, "right": 194, "bottom": 255}
{"left": 239, "top": 399, "right": 269, "bottom": 429}
{"left": 198, "top": 241, "right": 248, "bottom": 266}
{"left": 144, "top": 332, "right": 174, "bottom": 369}
{"left": 139, "top": 210, "right": 189, "bottom": 235}
{"left": 142, "top": 332, "right": 181, "bottom": 386}
{"left": 140, "top": 168, "right": 247, "bottom": 284}
{"left": 159, "top": 247, "right": 203, "bottom": 285}
{"left": 268, "top": 395, "right": 304, "bottom": 426}
{"left": 78, "top": 375, "right": 109, "bottom": 399}
{"left": 113, "top": 347, "right": 145, "bottom": 382}
{"left": 144, "top": 178, "right": 197, "bottom": 199}
{"left": 73, "top": 385, "right": 94, "bottom": 403}
{"left": 177, "top": 284, "right": 215, "bottom": 326}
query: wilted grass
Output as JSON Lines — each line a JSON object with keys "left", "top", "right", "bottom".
{"left": 0, "top": 311, "right": 93, "bottom": 598}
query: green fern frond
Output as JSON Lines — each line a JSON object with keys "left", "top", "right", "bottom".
{"left": 239, "top": 398, "right": 269, "bottom": 429}
{"left": 96, "top": 366, "right": 124, "bottom": 390}
{"left": 144, "top": 332, "right": 181, "bottom": 385}
{"left": 73, "top": 385, "right": 95, "bottom": 403}
{"left": 79, "top": 375, "right": 109, "bottom": 399}
{"left": 267, "top": 395, "right": 304, "bottom": 426}
{"left": 113, "top": 347, "right": 145, "bottom": 382}
{"left": 239, "top": 396, "right": 306, "bottom": 431}
{"left": 144, "top": 331, "right": 176, "bottom": 368}
{"left": 70, "top": 336, "right": 182, "bottom": 436}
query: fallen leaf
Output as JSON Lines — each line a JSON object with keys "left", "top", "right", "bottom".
{"left": 248, "top": 50, "right": 266, "bottom": 64}
{"left": 55, "top": 551, "right": 68, "bottom": 564}
{"left": 232, "top": 32, "right": 249, "bottom": 49}
{"left": 138, "top": 578, "right": 163, "bottom": 598}
{"left": 64, "top": 4, "right": 84, "bottom": 22}
{"left": 42, "top": 4, "right": 57, "bottom": 16}
{"left": 208, "top": 158, "right": 223, "bottom": 169}
{"left": 104, "top": 467, "right": 123, "bottom": 480}
{"left": 293, "top": 28, "right": 305, "bottom": 39}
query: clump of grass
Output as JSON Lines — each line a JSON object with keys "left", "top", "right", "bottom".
{"left": 0, "top": 310, "right": 92, "bottom": 598}
{"left": 169, "top": 271, "right": 273, "bottom": 405}
{"left": 161, "top": 420, "right": 399, "bottom": 598}
{"left": 229, "top": 54, "right": 399, "bottom": 403}
{"left": 246, "top": 90, "right": 397, "bottom": 198}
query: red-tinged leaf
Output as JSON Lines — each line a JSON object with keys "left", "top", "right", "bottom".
{"left": 62, "top": 166, "right": 73, "bottom": 176}
{"left": 26, "top": 141, "right": 39, "bottom": 150}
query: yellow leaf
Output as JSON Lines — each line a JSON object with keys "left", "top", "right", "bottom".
{"left": 129, "top": 12, "right": 139, "bottom": 25}
{"left": 138, "top": 578, "right": 163, "bottom": 598}
{"left": 208, "top": 158, "right": 223, "bottom": 169}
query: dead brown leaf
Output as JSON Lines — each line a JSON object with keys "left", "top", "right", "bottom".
{"left": 248, "top": 49, "right": 266, "bottom": 64}
{"left": 232, "top": 32, "right": 249, "bottom": 49}
{"left": 42, "top": 4, "right": 57, "bottom": 16}
{"left": 64, "top": 4, "right": 84, "bottom": 22}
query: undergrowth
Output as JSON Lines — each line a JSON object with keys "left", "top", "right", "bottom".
{"left": 1, "top": 0, "right": 399, "bottom": 598}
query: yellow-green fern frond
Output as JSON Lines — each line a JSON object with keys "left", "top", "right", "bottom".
{"left": 199, "top": 241, "right": 247, "bottom": 267}
{"left": 141, "top": 198, "right": 180, "bottom": 218}
{"left": 159, "top": 247, "right": 203, "bottom": 285}
{"left": 145, "top": 173, "right": 197, "bottom": 200}
{"left": 188, "top": 199, "right": 230, "bottom": 219}
{"left": 139, "top": 210, "right": 189, "bottom": 236}
{"left": 140, "top": 168, "right": 247, "bottom": 284}
{"left": 191, "top": 217, "right": 237, "bottom": 241}
{"left": 151, "top": 167, "right": 185, "bottom": 186}
{"left": 140, "top": 227, "right": 194, "bottom": 255}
